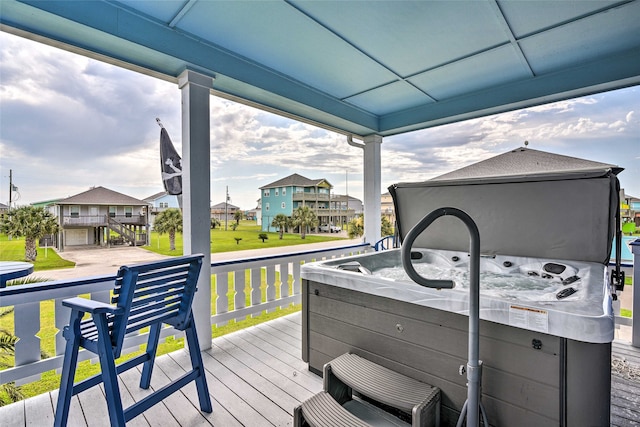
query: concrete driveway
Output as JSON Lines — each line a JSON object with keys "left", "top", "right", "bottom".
{"left": 36, "top": 246, "right": 169, "bottom": 281}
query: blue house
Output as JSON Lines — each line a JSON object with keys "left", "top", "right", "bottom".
{"left": 144, "top": 191, "right": 181, "bottom": 228}
{"left": 260, "top": 173, "right": 335, "bottom": 232}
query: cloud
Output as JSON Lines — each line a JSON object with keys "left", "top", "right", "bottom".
{"left": 1, "top": 32, "right": 639, "bottom": 210}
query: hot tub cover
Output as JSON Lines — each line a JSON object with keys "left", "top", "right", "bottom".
{"left": 389, "top": 147, "right": 622, "bottom": 264}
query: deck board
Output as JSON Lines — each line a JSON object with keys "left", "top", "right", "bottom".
{"left": 2, "top": 312, "right": 640, "bottom": 426}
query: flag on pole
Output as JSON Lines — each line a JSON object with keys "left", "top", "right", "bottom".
{"left": 159, "top": 123, "right": 182, "bottom": 196}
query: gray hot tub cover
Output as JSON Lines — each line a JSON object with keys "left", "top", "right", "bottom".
{"left": 389, "top": 147, "right": 623, "bottom": 264}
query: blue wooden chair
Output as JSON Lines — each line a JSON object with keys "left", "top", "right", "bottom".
{"left": 54, "top": 254, "right": 212, "bottom": 426}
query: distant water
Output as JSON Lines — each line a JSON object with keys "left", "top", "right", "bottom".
{"left": 611, "top": 236, "right": 636, "bottom": 263}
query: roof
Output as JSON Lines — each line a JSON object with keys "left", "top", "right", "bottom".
{"left": 143, "top": 191, "right": 169, "bottom": 202}
{"left": 210, "top": 202, "right": 239, "bottom": 210}
{"left": 431, "top": 147, "right": 623, "bottom": 183}
{"left": 56, "top": 186, "right": 149, "bottom": 206}
{"left": 260, "top": 173, "right": 332, "bottom": 190}
{"left": 2, "top": 1, "right": 638, "bottom": 137}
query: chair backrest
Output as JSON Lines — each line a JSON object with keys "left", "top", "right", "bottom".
{"left": 110, "top": 254, "right": 204, "bottom": 354}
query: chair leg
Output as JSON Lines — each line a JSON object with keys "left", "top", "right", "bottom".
{"left": 54, "top": 313, "right": 83, "bottom": 427}
{"left": 94, "top": 314, "right": 126, "bottom": 427}
{"left": 140, "top": 322, "right": 161, "bottom": 389}
{"left": 184, "top": 315, "right": 212, "bottom": 413}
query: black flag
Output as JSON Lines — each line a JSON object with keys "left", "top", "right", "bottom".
{"left": 160, "top": 127, "right": 182, "bottom": 195}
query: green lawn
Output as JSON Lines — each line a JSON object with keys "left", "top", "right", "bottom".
{"left": 0, "top": 235, "right": 75, "bottom": 272}
{"left": 148, "top": 220, "right": 344, "bottom": 255}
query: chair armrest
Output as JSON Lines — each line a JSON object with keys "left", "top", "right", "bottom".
{"left": 62, "top": 297, "right": 122, "bottom": 315}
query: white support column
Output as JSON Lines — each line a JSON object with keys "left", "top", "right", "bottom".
{"left": 178, "top": 69, "right": 214, "bottom": 350}
{"left": 363, "top": 134, "right": 382, "bottom": 245}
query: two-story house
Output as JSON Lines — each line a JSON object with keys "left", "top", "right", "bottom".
{"left": 210, "top": 202, "right": 241, "bottom": 222}
{"left": 260, "top": 173, "right": 335, "bottom": 232}
{"left": 144, "top": 191, "right": 180, "bottom": 229}
{"left": 46, "top": 186, "right": 150, "bottom": 250}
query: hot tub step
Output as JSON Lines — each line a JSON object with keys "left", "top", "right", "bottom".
{"left": 294, "top": 391, "right": 375, "bottom": 427}
{"left": 295, "top": 353, "right": 440, "bottom": 427}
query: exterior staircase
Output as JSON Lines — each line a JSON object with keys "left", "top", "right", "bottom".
{"left": 295, "top": 353, "right": 441, "bottom": 427}
{"left": 108, "top": 217, "right": 139, "bottom": 246}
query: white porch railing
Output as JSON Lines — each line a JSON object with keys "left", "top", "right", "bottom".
{"left": 0, "top": 243, "right": 371, "bottom": 387}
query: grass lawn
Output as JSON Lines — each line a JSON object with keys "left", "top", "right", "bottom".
{"left": 148, "top": 220, "right": 344, "bottom": 255}
{"left": 0, "top": 235, "right": 75, "bottom": 272}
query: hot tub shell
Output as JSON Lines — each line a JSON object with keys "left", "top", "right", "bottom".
{"left": 301, "top": 148, "right": 622, "bottom": 426}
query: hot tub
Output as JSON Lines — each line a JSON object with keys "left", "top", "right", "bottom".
{"left": 301, "top": 248, "right": 612, "bottom": 427}
{"left": 301, "top": 148, "right": 623, "bottom": 427}
{"left": 306, "top": 248, "right": 612, "bottom": 343}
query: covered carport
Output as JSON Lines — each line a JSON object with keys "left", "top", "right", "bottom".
{"left": 1, "top": 0, "right": 639, "bottom": 347}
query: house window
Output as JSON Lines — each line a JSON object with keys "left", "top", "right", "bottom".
{"left": 125, "top": 206, "right": 133, "bottom": 218}
{"left": 281, "top": 202, "right": 286, "bottom": 209}
{"left": 264, "top": 189, "right": 270, "bottom": 197}
{"left": 275, "top": 189, "right": 279, "bottom": 196}
{"left": 159, "top": 202, "right": 168, "bottom": 208}
{"left": 109, "top": 206, "right": 116, "bottom": 217}
{"left": 70, "top": 206, "right": 80, "bottom": 218}
{"left": 282, "top": 188, "right": 286, "bottom": 196}
{"left": 265, "top": 203, "right": 270, "bottom": 211}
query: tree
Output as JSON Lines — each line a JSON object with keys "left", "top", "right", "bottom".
{"left": 347, "top": 215, "right": 393, "bottom": 240}
{"left": 348, "top": 215, "right": 364, "bottom": 239}
{"left": 0, "top": 205, "right": 59, "bottom": 261}
{"left": 291, "top": 206, "right": 318, "bottom": 239}
{"left": 271, "top": 214, "right": 290, "bottom": 239}
{"left": 233, "top": 210, "right": 243, "bottom": 225}
{"left": 0, "top": 328, "right": 25, "bottom": 406}
{"left": 381, "top": 216, "right": 394, "bottom": 237}
{"left": 258, "top": 233, "right": 268, "bottom": 243}
{"left": 210, "top": 218, "right": 221, "bottom": 229}
{"left": 153, "top": 208, "right": 182, "bottom": 251}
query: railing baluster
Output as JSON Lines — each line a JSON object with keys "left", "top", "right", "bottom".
{"left": 54, "top": 298, "right": 67, "bottom": 356}
{"left": 250, "top": 267, "right": 261, "bottom": 316}
{"left": 215, "top": 272, "right": 229, "bottom": 326}
{"left": 14, "top": 302, "right": 41, "bottom": 385}
{"left": 265, "top": 265, "right": 276, "bottom": 312}
{"left": 279, "top": 262, "right": 290, "bottom": 300}
{"left": 234, "top": 270, "right": 245, "bottom": 312}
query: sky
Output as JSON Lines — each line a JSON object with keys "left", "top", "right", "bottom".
{"left": 1, "top": 31, "right": 639, "bottom": 211}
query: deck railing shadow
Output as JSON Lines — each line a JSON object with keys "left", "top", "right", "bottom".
{"left": 0, "top": 243, "right": 371, "bottom": 388}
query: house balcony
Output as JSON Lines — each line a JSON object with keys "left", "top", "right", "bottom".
{"left": 0, "top": 243, "right": 639, "bottom": 426}
{"left": 62, "top": 214, "right": 147, "bottom": 227}
{"left": 292, "top": 192, "right": 329, "bottom": 202}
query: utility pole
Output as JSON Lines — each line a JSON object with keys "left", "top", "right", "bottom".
{"left": 224, "top": 186, "right": 229, "bottom": 231}
{"left": 9, "top": 169, "right": 12, "bottom": 208}
{"left": 345, "top": 170, "right": 349, "bottom": 231}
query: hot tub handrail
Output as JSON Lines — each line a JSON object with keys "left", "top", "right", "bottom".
{"left": 400, "top": 206, "right": 486, "bottom": 427}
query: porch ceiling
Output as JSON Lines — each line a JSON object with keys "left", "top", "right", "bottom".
{"left": 2, "top": 0, "right": 639, "bottom": 137}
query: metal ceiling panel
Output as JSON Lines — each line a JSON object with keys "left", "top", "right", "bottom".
{"left": 172, "top": 1, "right": 397, "bottom": 99}
{"left": 409, "top": 44, "right": 530, "bottom": 101}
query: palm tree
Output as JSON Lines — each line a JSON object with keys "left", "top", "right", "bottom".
{"left": 233, "top": 210, "right": 243, "bottom": 225}
{"left": 271, "top": 214, "right": 290, "bottom": 239}
{"left": 0, "top": 328, "right": 25, "bottom": 406}
{"left": 291, "top": 206, "right": 318, "bottom": 239}
{"left": 154, "top": 208, "right": 182, "bottom": 251}
{"left": 0, "top": 206, "right": 59, "bottom": 261}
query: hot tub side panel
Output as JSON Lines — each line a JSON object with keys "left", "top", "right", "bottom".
{"left": 302, "top": 279, "right": 610, "bottom": 427}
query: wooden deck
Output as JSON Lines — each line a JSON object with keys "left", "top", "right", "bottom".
{"left": 2, "top": 313, "right": 639, "bottom": 426}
